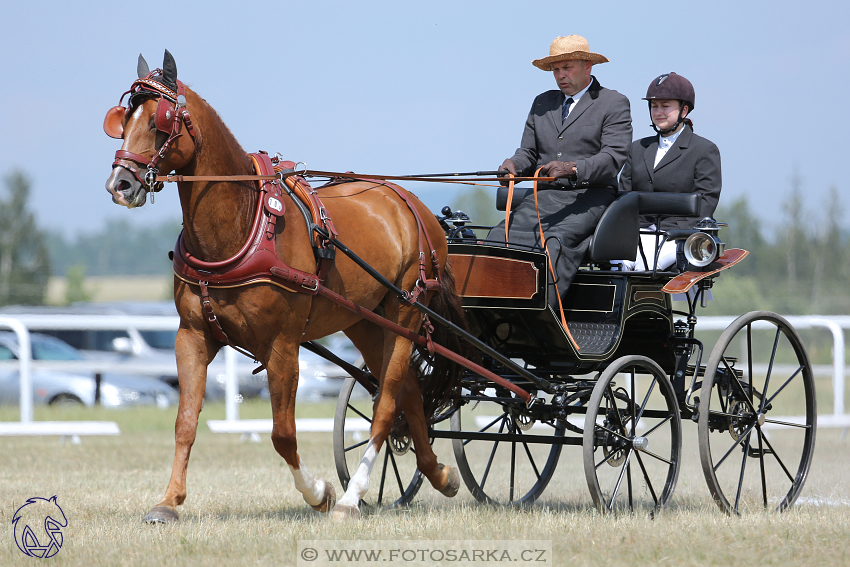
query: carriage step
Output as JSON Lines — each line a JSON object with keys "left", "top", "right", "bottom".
{"left": 747, "top": 447, "right": 774, "bottom": 458}
{"left": 566, "top": 322, "right": 620, "bottom": 354}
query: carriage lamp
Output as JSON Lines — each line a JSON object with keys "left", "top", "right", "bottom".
{"left": 683, "top": 218, "right": 726, "bottom": 268}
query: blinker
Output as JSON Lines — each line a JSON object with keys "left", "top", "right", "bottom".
{"left": 155, "top": 97, "right": 176, "bottom": 133}
{"left": 104, "top": 105, "right": 126, "bottom": 139}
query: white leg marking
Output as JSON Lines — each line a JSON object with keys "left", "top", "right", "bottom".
{"left": 336, "top": 438, "right": 379, "bottom": 509}
{"left": 288, "top": 456, "right": 326, "bottom": 507}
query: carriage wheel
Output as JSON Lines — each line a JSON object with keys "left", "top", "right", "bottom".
{"left": 698, "top": 311, "right": 816, "bottom": 514}
{"left": 451, "top": 389, "right": 563, "bottom": 505}
{"left": 583, "top": 355, "right": 682, "bottom": 513}
{"left": 333, "top": 376, "right": 424, "bottom": 508}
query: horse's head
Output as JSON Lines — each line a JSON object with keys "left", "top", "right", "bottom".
{"left": 104, "top": 50, "right": 197, "bottom": 208}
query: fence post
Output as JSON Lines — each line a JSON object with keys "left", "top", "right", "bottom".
{"left": 225, "top": 346, "right": 239, "bottom": 422}
{"left": 0, "top": 318, "right": 32, "bottom": 423}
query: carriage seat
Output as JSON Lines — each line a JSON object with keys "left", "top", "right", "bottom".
{"left": 495, "top": 188, "right": 700, "bottom": 262}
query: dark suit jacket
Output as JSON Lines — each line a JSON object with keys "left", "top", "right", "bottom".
{"left": 511, "top": 76, "right": 632, "bottom": 189}
{"left": 619, "top": 125, "right": 721, "bottom": 230}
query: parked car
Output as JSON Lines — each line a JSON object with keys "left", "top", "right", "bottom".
{"left": 0, "top": 331, "right": 179, "bottom": 408}
{"left": 0, "top": 303, "right": 267, "bottom": 401}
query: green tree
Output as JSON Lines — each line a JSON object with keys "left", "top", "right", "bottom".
{"left": 0, "top": 170, "right": 50, "bottom": 306}
{"left": 450, "top": 186, "right": 502, "bottom": 235}
{"left": 64, "top": 265, "right": 93, "bottom": 305}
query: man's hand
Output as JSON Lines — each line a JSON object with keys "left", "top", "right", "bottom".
{"left": 497, "top": 158, "right": 517, "bottom": 186}
{"left": 540, "top": 160, "right": 577, "bottom": 180}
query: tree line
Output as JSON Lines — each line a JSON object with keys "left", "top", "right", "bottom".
{"left": 1, "top": 169, "right": 847, "bottom": 315}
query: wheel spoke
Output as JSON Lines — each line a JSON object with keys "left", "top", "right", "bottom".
{"left": 759, "top": 327, "right": 782, "bottom": 413}
{"left": 388, "top": 449, "right": 406, "bottom": 496}
{"left": 630, "top": 368, "right": 637, "bottom": 437}
{"left": 344, "top": 438, "right": 370, "bottom": 453}
{"left": 722, "top": 357, "right": 758, "bottom": 416}
{"left": 635, "top": 376, "right": 658, "bottom": 426}
{"left": 347, "top": 403, "right": 372, "bottom": 423}
{"left": 519, "top": 433, "right": 542, "bottom": 481}
{"left": 462, "top": 411, "right": 508, "bottom": 447}
{"left": 763, "top": 418, "right": 811, "bottom": 429}
{"left": 607, "top": 449, "right": 634, "bottom": 511}
{"left": 764, "top": 366, "right": 804, "bottom": 409}
{"left": 713, "top": 419, "right": 759, "bottom": 473}
{"left": 639, "top": 448, "right": 674, "bottom": 466}
{"left": 757, "top": 426, "right": 768, "bottom": 508}
{"left": 642, "top": 414, "right": 673, "bottom": 438}
{"left": 633, "top": 451, "right": 659, "bottom": 507}
{"left": 510, "top": 439, "right": 516, "bottom": 502}
{"left": 377, "top": 446, "right": 390, "bottom": 505}
{"left": 479, "top": 419, "right": 505, "bottom": 490}
{"left": 757, "top": 427, "right": 796, "bottom": 483}
{"left": 733, "top": 432, "right": 752, "bottom": 513}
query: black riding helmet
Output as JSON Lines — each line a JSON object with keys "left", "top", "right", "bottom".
{"left": 644, "top": 72, "right": 695, "bottom": 135}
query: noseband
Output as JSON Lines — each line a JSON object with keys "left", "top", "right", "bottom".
{"left": 105, "top": 72, "right": 197, "bottom": 195}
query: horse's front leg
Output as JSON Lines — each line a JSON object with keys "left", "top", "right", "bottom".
{"left": 144, "top": 326, "right": 216, "bottom": 523}
{"left": 266, "top": 339, "right": 336, "bottom": 513}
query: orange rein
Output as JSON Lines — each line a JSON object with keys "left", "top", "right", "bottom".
{"left": 503, "top": 169, "right": 579, "bottom": 351}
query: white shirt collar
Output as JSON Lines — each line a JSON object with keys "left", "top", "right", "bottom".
{"left": 565, "top": 78, "right": 593, "bottom": 106}
{"left": 658, "top": 125, "right": 685, "bottom": 149}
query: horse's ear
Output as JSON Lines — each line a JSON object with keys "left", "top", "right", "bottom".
{"left": 137, "top": 54, "right": 150, "bottom": 78}
{"left": 162, "top": 49, "right": 178, "bottom": 89}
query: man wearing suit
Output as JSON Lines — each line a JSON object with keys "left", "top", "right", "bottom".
{"left": 488, "top": 35, "right": 632, "bottom": 306}
{"left": 619, "top": 72, "right": 721, "bottom": 270}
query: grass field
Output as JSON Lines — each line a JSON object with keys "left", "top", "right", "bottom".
{"left": 1, "top": 400, "right": 849, "bottom": 566}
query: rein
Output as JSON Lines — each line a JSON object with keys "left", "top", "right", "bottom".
{"left": 154, "top": 170, "right": 557, "bottom": 185}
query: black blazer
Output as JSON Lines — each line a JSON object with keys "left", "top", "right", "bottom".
{"left": 619, "top": 125, "right": 721, "bottom": 230}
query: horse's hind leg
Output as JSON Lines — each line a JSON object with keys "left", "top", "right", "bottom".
{"left": 266, "top": 338, "right": 335, "bottom": 513}
{"left": 331, "top": 319, "right": 459, "bottom": 520}
{"left": 144, "top": 326, "right": 215, "bottom": 523}
{"left": 399, "top": 366, "right": 460, "bottom": 497}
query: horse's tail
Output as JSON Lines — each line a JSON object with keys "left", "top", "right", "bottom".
{"left": 417, "top": 257, "right": 474, "bottom": 424}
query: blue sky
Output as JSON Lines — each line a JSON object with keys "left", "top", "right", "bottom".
{"left": 2, "top": 0, "right": 848, "bottom": 238}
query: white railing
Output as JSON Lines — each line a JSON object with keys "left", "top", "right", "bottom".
{"left": 697, "top": 316, "right": 848, "bottom": 427}
{"left": 2, "top": 314, "right": 848, "bottom": 440}
{"left": 0, "top": 316, "right": 120, "bottom": 441}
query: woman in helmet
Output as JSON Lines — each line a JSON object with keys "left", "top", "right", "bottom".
{"left": 618, "top": 72, "right": 721, "bottom": 270}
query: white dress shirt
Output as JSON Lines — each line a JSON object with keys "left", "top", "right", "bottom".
{"left": 654, "top": 126, "right": 685, "bottom": 168}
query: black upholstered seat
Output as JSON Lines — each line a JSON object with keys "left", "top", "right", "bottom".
{"left": 495, "top": 187, "right": 701, "bottom": 263}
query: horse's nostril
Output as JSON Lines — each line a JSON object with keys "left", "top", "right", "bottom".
{"left": 117, "top": 179, "right": 131, "bottom": 193}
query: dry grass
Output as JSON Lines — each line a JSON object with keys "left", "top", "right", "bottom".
{"left": 1, "top": 401, "right": 848, "bottom": 566}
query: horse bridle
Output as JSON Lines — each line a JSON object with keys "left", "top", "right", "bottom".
{"left": 104, "top": 71, "right": 197, "bottom": 195}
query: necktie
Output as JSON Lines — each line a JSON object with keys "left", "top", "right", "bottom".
{"left": 562, "top": 97, "right": 574, "bottom": 123}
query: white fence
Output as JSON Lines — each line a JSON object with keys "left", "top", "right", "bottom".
{"left": 2, "top": 314, "right": 849, "bottom": 441}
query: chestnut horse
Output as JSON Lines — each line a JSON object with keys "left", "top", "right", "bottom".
{"left": 104, "top": 51, "right": 464, "bottom": 521}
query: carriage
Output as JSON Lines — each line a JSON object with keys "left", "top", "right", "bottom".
{"left": 104, "top": 51, "right": 815, "bottom": 521}
{"left": 331, "top": 187, "right": 817, "bottom": 515}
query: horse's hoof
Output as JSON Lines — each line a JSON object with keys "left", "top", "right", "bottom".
{"left": 329, "top": 503, "right": 361, "bottom": 521}
{"left": 143, "top": 506, "right": 179, "bottom": 524}
{"left": 438, "top": 464, "right": 460, "bottom": 498}
{"left": 310, "top": 482, "right": 336, "bottom": 513}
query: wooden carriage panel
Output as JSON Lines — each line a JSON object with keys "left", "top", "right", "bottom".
{"left": 448, "top": 243, "right": 547, "bottom": 309}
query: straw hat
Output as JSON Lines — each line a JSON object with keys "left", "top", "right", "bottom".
{"left": 532, "top": 35, "right": 609, "bottom": 71}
